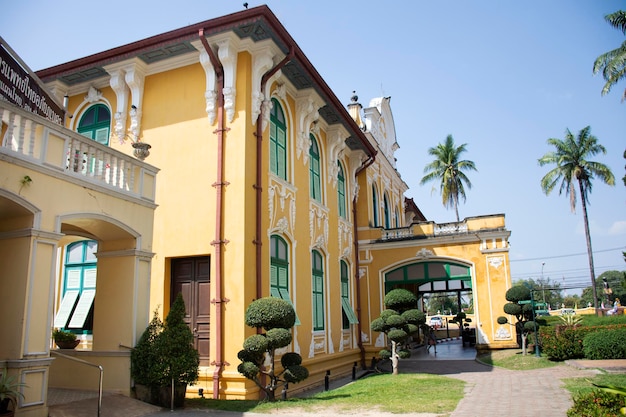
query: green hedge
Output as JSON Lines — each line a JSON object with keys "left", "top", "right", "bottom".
{"left": 583, "top": 329, "right": 626, "bottom": 360}
{"left": 540, "top": 324, "right": 626, "bottom": 361}
{"left": 567, "top": 389, "right": 625, "bottom": 416}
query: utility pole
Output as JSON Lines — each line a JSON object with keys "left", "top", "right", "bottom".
{"left": 541, "top": 262, "right": 546, "bottom": 306}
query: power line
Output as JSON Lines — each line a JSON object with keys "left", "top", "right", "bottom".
{"left": 510, "top": 247, "right": 624, "bottom": 263}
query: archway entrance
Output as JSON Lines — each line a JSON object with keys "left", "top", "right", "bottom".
{"left": 384, "top": 260, "right": 475, "bottom": 351}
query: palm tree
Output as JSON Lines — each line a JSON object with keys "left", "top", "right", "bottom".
{"left": 593, "top": 10, "right": 626, "bottom": 101}
{"left": 420, "top": 135, "right": 477, "bottom": 222}
{"left": 538, "top": 126, "right": 615, "bottom": 309}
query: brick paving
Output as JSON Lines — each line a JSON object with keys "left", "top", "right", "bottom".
{"left": 48, "top": 339, "right": 625, "bottom": 417}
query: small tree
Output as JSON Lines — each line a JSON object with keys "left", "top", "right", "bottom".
{"left": 497, "top": 285, "right": 538, "bottom": 355}
{"left": 371, "top": 289, "right": 425, "bottom": 375}
{"left": 155, "top": 294, "right": 199, "bottom": 407}
{"left": 237, "top": 297, "right": 308, "bottom": 401}
{"left": 131, "top": 307, "right": 163, "bottom": 389}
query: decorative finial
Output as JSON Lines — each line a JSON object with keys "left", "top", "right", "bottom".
{"left": 243, "top": 2, "right": 248, "bottom": 9}
{"left": 351, "top": 91, "right": 358, "bottom": 103}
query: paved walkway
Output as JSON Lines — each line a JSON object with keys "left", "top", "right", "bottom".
{"left": 48, "top": 339, "right": 624, "bottom": 417}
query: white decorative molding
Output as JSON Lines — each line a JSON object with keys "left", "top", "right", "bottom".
{"left": 495, "top": 325, "right": 512, "bottom": 340}
{"left": 109, "top": 70, "right": 128, "bottom": 143}
{"left": 375, "top": 332, "right": 385, "bottom": 347}
{"left": 217, "top": 38, "right": 238, "bottom": 122}
{"left": 198, "top": 48, "right": 217, "bottom": 125}
{"left": 251, "top": 48, "right": 275, "bottom": 126}
{"left": 268, "top": 180, "right": 297, "bottom": 237}
{"left": 360, "top": 331, "right": 369, "bottom": 343}
{"left": 416, "top": 248, "right": 434, "bottom": 259}
{"left": 309, "top": 203, "right": 329, "bottom": 252}
{"left": 85, "top": 86, "right": 102, "bottom": 103}
{"left": 123, "top": 61, "right": 147, "bottom": 141}
{"left": 338, "top": 220, "right": 353, "bottom": 259}
{"left": 488, "top": 256, "right": 504, "bottom": 269}
{"left": 326, "top": 126, "right": 347, "bottom": 187}
{"left": 295, "top": 95, "right": 321, "bottom": 163}
{"left": 348, "top": 151, "right": 367, "bottom": 201}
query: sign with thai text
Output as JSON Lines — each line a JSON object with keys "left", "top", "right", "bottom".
{"left": 0, "top": 40, "right": 64, "bottom": 124}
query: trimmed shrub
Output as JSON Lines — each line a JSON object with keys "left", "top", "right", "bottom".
{"left": 384, "top": 289, "right": 418, "bottom": 310}
{"left": 245, "top": 297, "right": 296, "bottom": 330}
{"left": 567, "top": 389, "right": 625, "bottom": 416}
{"left": 540, "top": 324, "right": 626, "bottom": 361}
{"left": 583, "top": 329, "right": 626, "bottom": 360}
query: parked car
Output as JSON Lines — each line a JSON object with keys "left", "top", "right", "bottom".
{"left": 429, "top": 316, "right": 443, "bottom": 328}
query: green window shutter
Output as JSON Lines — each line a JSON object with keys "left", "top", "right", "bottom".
{"left": 270, "top": 264, "right": 278, "bottom": 287}
{"left": 270, "top": 123, "right": 278, "bottom": 176}
{"left": 277, "top": 128, "right": 286, "bottom": 179}
{"left": 278, "top": 288, "right": 300, "bottom": 325}
{"left": 309, "top": 136, "right": 321, "bottom": 201}
{"left": 341, "top": 297, "right": 359, "bottom": 324}
{"left": 312, "top": 251, "right": 324, "bottom": 330}
{"left": 338, "top": 162, "right": 346, "bottom": 218}
{"left": 278, "top": 266, "right": 288, "bottom": 288}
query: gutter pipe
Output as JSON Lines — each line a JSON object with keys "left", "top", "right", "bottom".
{"left": 199, "top": 29, "right": 229, "bottom": 400}
{"left": 352, "top": 155, "right": 375, "bottom": 369}
{"left": 254, "top": 47, "right": 295, "bottom": 302}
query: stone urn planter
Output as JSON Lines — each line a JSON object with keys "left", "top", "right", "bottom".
{"left": 132, "top": 142, "right": 151, "bottom": 160}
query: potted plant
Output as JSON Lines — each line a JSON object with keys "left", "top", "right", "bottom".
{"left": 154, "top": 293, "right": 199, "bottom": 408}
{"left": 0, "top": 367, "right": 26, "bottom": 417}
{"left": 52, "top": 329, "right": 79, "bottom": 349}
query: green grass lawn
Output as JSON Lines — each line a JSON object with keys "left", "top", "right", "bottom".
{"left": 476, "top": 348, "right": 558, "bottom": 370}
{"left": 563, "top": 373, "right": 626, "bottom": 397}
{"left": 186, "top": 373, "right": 465, "bottom": 415}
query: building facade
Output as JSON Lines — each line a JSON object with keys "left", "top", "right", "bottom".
{"left": 0, "top": 5, "right": 514, "bottom": 416}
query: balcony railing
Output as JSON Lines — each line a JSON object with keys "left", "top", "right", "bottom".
{"left": 0, "top": 100, "right": 157, "bottom": 203}
{"left": 378, "top": 215, "right": 508, "bottom": 242}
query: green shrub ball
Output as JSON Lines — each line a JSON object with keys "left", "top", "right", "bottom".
{"left": 379, "top": 349, "right": 391, "bottom": 359}
{"left": 402, "top": 309, "right": 425, "bottom": 325}
{"left": 245, "top": 297, "right": 296, "bottom": 330}
{"left": 281, "top": 352, "right": 302, "bottom": 367}
{"left": 380, "top": 309, "right": 399, "bottom": 321}
{"left": 237, "top": 349, "right": 263, "bottom": 364}
{"left": 385, "top": 314, "right": 406, "bottom": 328}
{"left": 243, "top": 334, "right": 268, "bottom": 353}
{"left": 371, "top": 318, "right": 386, "bottom": 332}
{"left": 238, "top": 361, "right": 260, "bottom": 380}
{"left": 266, "top": 328, "right": 292, "bottom": 349}
{"left": 283, "top": 365, "right": 309, "bottom": 383}
{"left": 406, "top": 323, "right": 419, "bottom": 335}
{"left": 388, "top": 328, "right": 408, "bottom": 343}
{"left": 384, "top": 288, "right": 417, "bottom": 311}
{"left": 497, "top": 316, "right": 508, "bottom": 325}
{"left": 397, "top": 349, "right": 411, "bottom": 359}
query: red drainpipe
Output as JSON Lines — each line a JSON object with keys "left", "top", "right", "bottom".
{"left": 254, "top": 47, "right": 295, "bottom": 302}
{"left": 199, "top": 29, "right": 228, "bottom": 400}
{"left": 352, "top": 155, "right": 375, "bottom": 368}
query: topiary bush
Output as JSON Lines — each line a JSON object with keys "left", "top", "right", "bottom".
{"left": 131, "top": 308, "right": 164, "bottom": 405}
{"left": 370, "top": 289, "right": 425, "bottom": 375}
{"left": 583, "top": 329, "right": 626, "bottom": 360}
{"left": 567, "top": 389, "right": 625, "bottom": 416}
{"left": 237, "top": 297, "right": 308, "bottom": 401}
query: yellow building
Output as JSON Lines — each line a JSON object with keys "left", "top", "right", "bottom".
{"left": 1, "top": 5, "right": 514, "bottom": 416}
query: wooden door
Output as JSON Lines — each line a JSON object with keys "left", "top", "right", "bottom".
{"left": 171, "top": 257, "right": 210, "bottom": 366}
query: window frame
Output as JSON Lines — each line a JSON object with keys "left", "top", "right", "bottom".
{"left": 340, "top": 260, "right": 358, "bottom": 329}
{"left": 309, "top": 134, "right": 322, "bottom": 202}
{"left": 337, "top": 161, "right": 347, "bottom": 218}
{"left": 270, "top": 235, "right": 300, "bottom": 325}
{"left": 269, "top": 98, "right": 288, "bottom": 180}
{"left": 77, "top": 104, "right": 111, "bottom": 146}
{"left": 311, "top": 250, "right": 325, "bottom": 331}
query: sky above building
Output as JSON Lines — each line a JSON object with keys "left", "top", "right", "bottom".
{"left": 2, "top": 1, "right": 624, "bottom": 295}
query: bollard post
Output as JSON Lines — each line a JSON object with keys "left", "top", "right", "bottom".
{"left": 324, "top": 370, "right": 330, "bottom": 391}
{"left": 352, "top": 362, "right": 357, "bottom": 380}
{"left": 281, "top": 383, "right": 289, "bottom": 400}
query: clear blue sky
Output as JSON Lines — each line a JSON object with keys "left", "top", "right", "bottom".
{"left": 2, "top": 1, "right": 625, "bottom": 294}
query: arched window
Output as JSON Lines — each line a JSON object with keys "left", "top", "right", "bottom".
{"left": 372, "top": 184, "right": 379, "bottom": 227}
{"left": 312, "top": 250, "right": 325, "bottom": 331}
{"left": 53, "top": 240, "right": 98, "bottom": 334}
{"left": 270, "top": 235, "right": 300, "bottom": 324}
{"left": 270, "top": 98, "right": 287, "bottom": 180}
{"left": 309, "top": 135, "right": 322, "bottom": 202}
{"left": 383, "top": 194, "right": 390, "bottom": 229}
{"left": 337, "top": 161, "right": 347, "bottom": 218}
{"left": 78, "top": 104, "right": 111, "bottom": 145}
{"left": 340, "top": 260, "right": 358, "bottom": 329}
